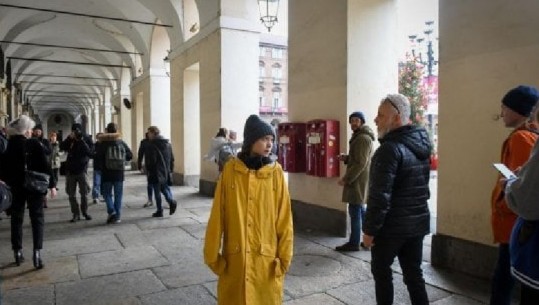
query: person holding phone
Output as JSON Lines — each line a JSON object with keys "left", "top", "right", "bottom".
{"left": 336, "top": 111, "right": 374, "bottom": 252}
{"left": 502, "top": 107, "right": 539, "bottom": 305}
{"left": 489, "top": 85, "right": 539, "bottom": 305}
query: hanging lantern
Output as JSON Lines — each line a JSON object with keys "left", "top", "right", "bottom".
{"left": 257, "top": 0, "right": 280, "bottom": 32}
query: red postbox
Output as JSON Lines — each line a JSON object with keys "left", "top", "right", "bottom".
{"left": 277, "top": 123, "right": 307, "bottom": 172}
{"left": 306, "top": 119, "right": 340, "bottom": 177}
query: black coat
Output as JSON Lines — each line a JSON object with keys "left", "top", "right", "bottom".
{"left": 363, "top": 125, "right": 432, "bottom": 238}
{"left": 0, "top": 135, "right": 55, "bottom": 193}
{"left": 59, "top": 136, "right": 93, "bottom": 175}
{"left": 144, "top": 136, "right": 174, "bottom": 184}
{"left": 137, "top": 138, "right": 149, "bottom": 169}
{"left": 94, "top": 133, "right": 132, "bottom": 182}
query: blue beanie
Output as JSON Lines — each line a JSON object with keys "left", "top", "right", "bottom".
{"left": 349, "top": 111, "right": 365, "bottom": 124}
{"left": 502, "top": 85, "right": 539, "bottom": 117}
{"left": 243, "top": 115, "right": 275, "bottom": 149}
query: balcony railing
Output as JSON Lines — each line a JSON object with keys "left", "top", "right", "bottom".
{"left": 259, "top": 106, "right": 288, "bottom": 115}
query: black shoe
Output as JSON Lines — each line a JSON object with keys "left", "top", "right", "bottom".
{"left": 83, "top": 213, "right": 92, "bottom": 220}
{"left": 70, "top": 215, "right": 81, "bottom": 223}
{"left": 14, "top": 250, "right": 24, "bottom": 266}
{"left": 33, "top": 250, "right": 44, "bottom": 269}
{"left": 152, "top": 211, "right": 163, "bottom": 218}
{"left": 169, "top": 200, "right": 177, "bottom": 215}
{"left": 335, "top": 242, "right": 360, "bottom": 252}
{"left": 92, "top": 199, "right": 98, "bottom": 204}
{"left": 106, "top": 214, "right": 117, "bottom": 224}
{"left": 360, "top": 242, "right": 371, "bottom": 251}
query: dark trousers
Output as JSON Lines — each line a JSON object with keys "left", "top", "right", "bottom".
{"left": 521, "top": 285, "right": 539, "bottom": 305}
{"left": 490, "top": 244, "right": 515, "bottom": 305}
{"left": 371, "top": 235, "right": 428, "bottom": 305}
{"left": 10, "top": 190, "right": 45, "bottom": 250}
{"left": 51, "top": 168, "right": 59, "bottom": 187}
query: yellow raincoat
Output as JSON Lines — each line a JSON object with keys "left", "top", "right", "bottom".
{"left": 204, "top": 158, "right": 294, "bottom": 305}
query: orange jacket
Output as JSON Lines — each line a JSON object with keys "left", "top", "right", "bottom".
{"left": 491, "top": 123, "right": 538, "bottom": 243}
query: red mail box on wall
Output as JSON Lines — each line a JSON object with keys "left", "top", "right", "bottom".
{"left": 277, "top": 123, "right": 306, "bottom": 172}
{"left": 306, "top": 119, "right": 339, "bottom": 177}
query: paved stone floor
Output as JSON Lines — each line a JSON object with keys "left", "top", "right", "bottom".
{"left": 0, "top": 171, "right": 495, "bottom": 305}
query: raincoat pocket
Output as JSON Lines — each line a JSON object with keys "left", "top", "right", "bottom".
{"left": 208, "top": 255, "right": 227, "bottom": 276}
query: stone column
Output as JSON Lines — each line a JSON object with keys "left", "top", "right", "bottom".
{"left": 432, "top": 0, "right": 539, "bottom": 278}
{"left": 288, "top": 0, "right": 397, "bottom": 236}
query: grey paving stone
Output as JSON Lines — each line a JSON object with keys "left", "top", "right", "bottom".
{"left": 1, "top": 256, "right": 79, "bottom": 290}
{"left": 152, "top": 244, "right": 215, "bottom": 288}
{"left": 55, "top": 270, "right": 165, "bottom": 305}
{"left": 181, "top": 223, "right": 208, "bottom": 240}
{"left": 2, "top": 284, "right": 54, "bottom": 305}
{"left": 43, "top": 234, "right": 121, "bottom": 258}
{"left": 0, "top": 172, "right": 496, "bottom": 305}
{"left": 78, "top": 246, "right": 169, "bottom": 278}
{"left": 135, "top": 216, "right": 198, "bottom": 231}
{"left": 421, "top": 264, "right": 491, "bottom": 304}
{"left": 140, "top": 284, "right": 215, "bottom": 305}
{"left": 326, "top": 276, "right": 452, "bottom": 305}
{"left": 284, "top": 293, "right": 346, "bottom": 305}
{"left": 202, "top": 281, "right": 217, "bottom": 299}
{"left": 117, "top": 230, "right": 152, "bottom": 248}
{"left": 76, "top": 297, "right": 143, "bottom": 305}
{"left": 284, "top": 238, "right": 372, "bottom": 298}
{"left": 431, "top": 294, "right": 486, "bottom": 305}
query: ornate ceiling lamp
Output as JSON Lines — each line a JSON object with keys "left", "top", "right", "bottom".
{"left": 257, "top": 0, "right": 280, "bottom": 32}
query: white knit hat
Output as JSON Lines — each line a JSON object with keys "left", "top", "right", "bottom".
{"left": 7, "top": 115, "right": 35, "bottom": 136}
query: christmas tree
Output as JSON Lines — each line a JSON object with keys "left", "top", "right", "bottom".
{"left": 398, "top": 56, "right": 429, "bottom": 126}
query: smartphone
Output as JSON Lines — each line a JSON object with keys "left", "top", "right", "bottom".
{"left": 493, "top": 163, "right": 517, "bottom": 179}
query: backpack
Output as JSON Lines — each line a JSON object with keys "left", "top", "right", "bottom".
{"left": 105, "top": 142, "right": 126, "bottom": 170}
{"left": 0, "top": 181, "right": 12, "bottom": 213}
{"left": 217, "top": 144, "right": 234, "bottom": 171}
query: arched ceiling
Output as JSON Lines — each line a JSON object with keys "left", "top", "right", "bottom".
{"left": 0, "top": 0, "right": 191, "bottom": 120}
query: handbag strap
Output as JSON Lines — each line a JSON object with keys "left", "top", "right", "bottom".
{"left": 23, "top": 139, "right": 30, "bottom": 171}
{"left": 151, "top": 143, "right": 169, "bottom": 173}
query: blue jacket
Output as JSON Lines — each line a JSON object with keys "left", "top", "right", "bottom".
{"left": 510, "top": 218, "right": 539, "bottom": 289}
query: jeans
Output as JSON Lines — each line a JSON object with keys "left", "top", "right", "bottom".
{"left": 371, "top": 235, "right": 428, "bottom": 305}
{"left": 149, "top": 183, "right": 174, "bottom": 212}
{"left": 489, "top": 243, "right": 515, "bottom": 305}
{"left": 147, "top": 183, "right": 154, "bottom": 202}
{"left": 349, "top": 203, "right": 366, "bottom": 245}
{"left": 102, "top": 181, "right": 124, "bottom": 219}
{"left": 92, "top": 170, "right": 102, "bottom": 200}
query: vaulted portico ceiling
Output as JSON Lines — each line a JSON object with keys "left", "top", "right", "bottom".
{"left": 0, "top": 0, "right": 188, "bottom": 118}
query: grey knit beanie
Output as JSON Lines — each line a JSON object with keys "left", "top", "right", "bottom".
{"left": 243, "top": 115, "right": 275, "bottom": 149}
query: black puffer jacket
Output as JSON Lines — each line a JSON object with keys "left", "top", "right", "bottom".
{"left": 144, "top": 136, "right": 174, "bottom": 184}
{"left": 363, "top": 125, "right": 432, "bottom": 238}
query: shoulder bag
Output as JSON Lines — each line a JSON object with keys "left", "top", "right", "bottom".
{"left": 24, "top": 144, "right": 50, "bottom": 194}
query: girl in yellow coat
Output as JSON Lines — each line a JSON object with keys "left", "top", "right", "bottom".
{"left": 204, "top": 115, "right": 294, "bottom": 305}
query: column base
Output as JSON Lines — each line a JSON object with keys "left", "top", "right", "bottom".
{"left": 199, "top": 179, "right": 216, "bottom": 197}
{"left": 291, "top": 200, "right": 347, "bottom": 237}
{"left": 177, "top": 174, "right": 199, "bottom": 187}
{"left": 431, "top": 233, "right": 497, "bottom": 279}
